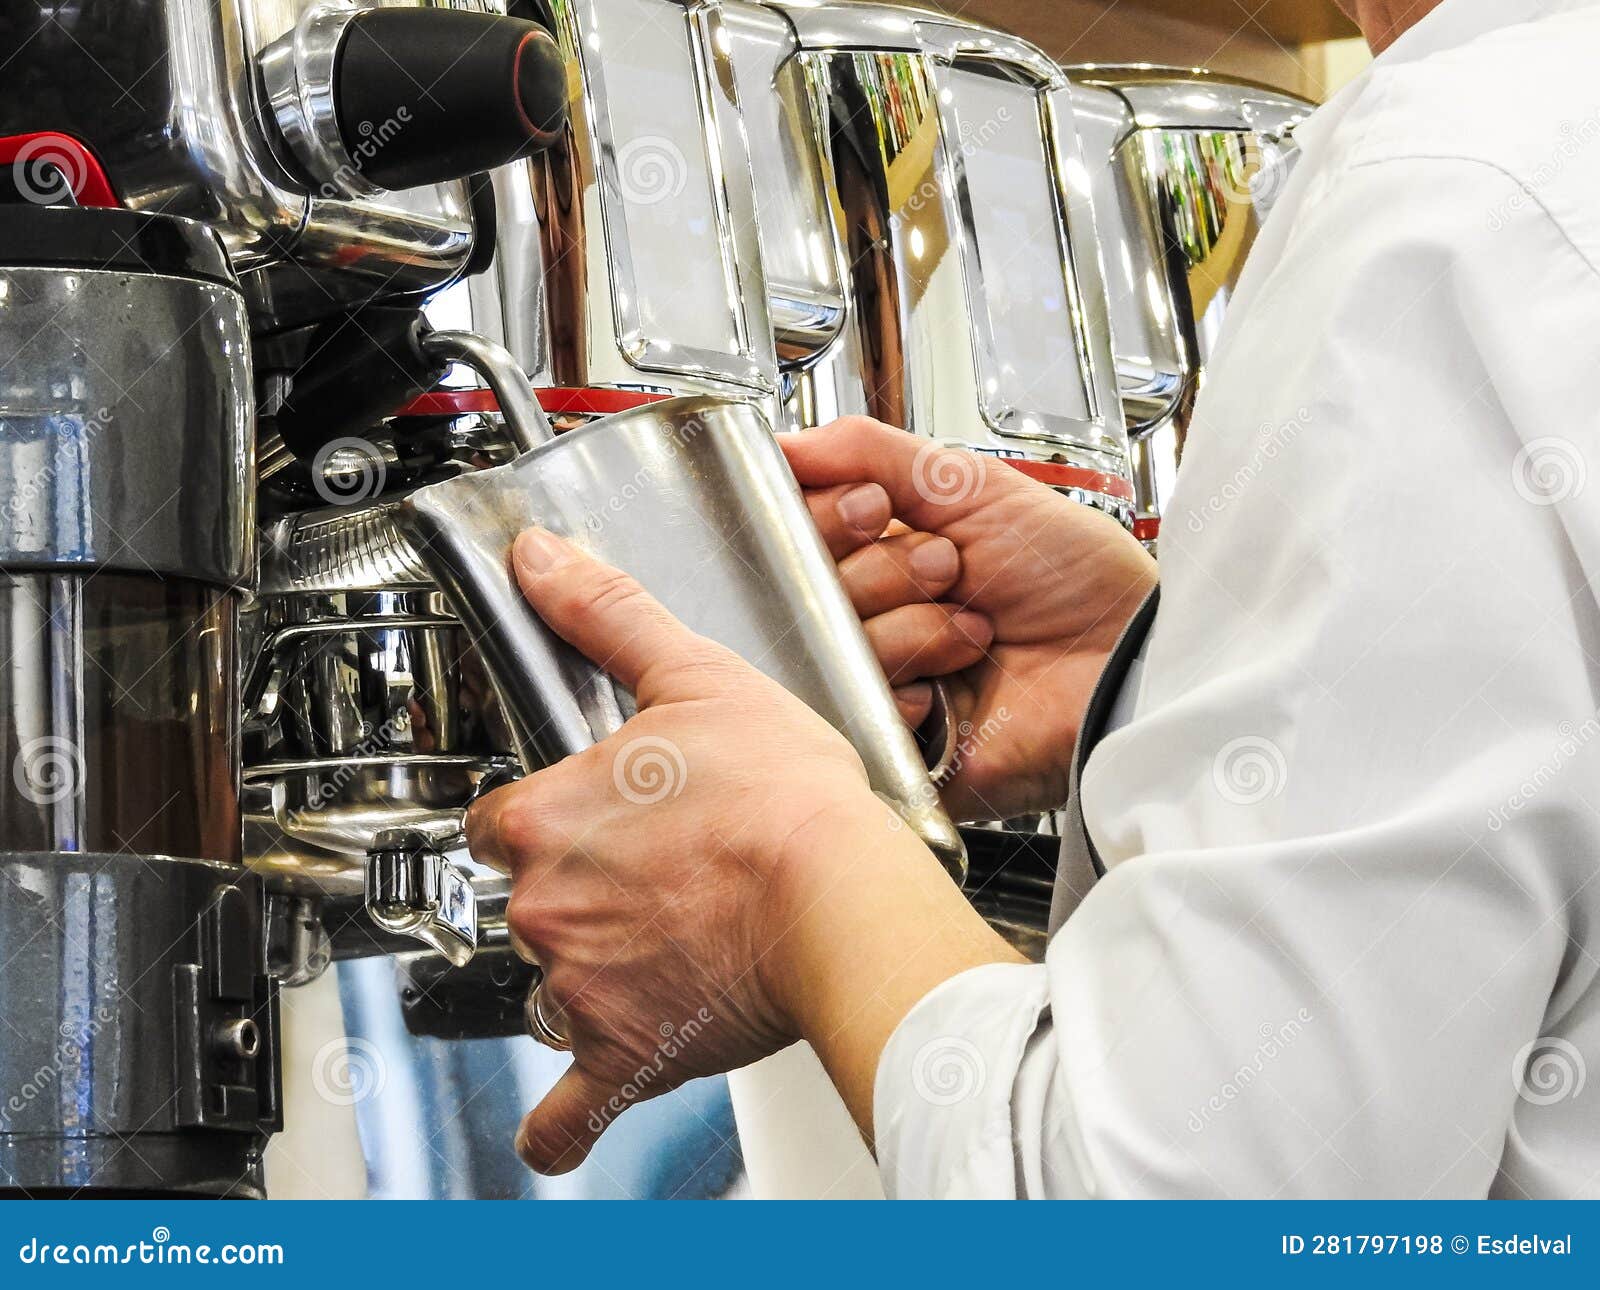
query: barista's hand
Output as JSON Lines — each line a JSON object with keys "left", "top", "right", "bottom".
{"left": 783, "top": 418, "right": 1157, "bottom": 820}
{"left": 466, "top": 528, "right": 1016, "bottom": 1174}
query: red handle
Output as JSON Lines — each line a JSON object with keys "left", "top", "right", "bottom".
{"left": 0, "top": 133, "right": 120, "bottom": 208}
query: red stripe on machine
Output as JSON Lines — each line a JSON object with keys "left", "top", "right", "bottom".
{"left": 396, "top": 387, "right": 672, "bottom": 418}
{"left": 1000, "top": 458, "right": 1136, "bottom": 502}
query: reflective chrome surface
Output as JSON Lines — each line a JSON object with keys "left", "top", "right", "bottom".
{"left": 0, "top": 854, "right": 277, "bottom": 1197}
{"left": 366, "top": 830, "right": 478, "bottom": 967}
{"left": 0, "top": 0, "right": 484, "bottom": 321}
{"left": 762, "top": 3, "right": 1130, "bottom": 511}
{"left": 0, "top": 212, "right": 267, "bottom": 1194}
{"left": 420, "top": 330, "right": 556, "bottom": 451}
{"left": 398, "top": 395, "right": 967, "bottom": 877}
{"left": 0, "top": 265, "right": 254, "bottom": 587}
{"left": 244, "top": 511, "right": 519, "bottom": 876}
{"left": 0, "top": 574, "right": 242, "bottom": 863}
{"left": 1064, "top": 67, "right": 1311, "bottom": 532}
{"left": 722, "top": 4, "right": 848, "bottom": 370}
{"left": 259, "top": 0, "right": 369, "bottom": 198}
{"left": 510, "top": 0, "right": 779, "bottom": 409}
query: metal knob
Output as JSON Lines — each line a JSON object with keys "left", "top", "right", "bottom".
{"left": 259, "top": 1, "right": 568, "bottom": 200}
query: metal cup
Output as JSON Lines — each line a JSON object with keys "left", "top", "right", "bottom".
{"left": 396, "top": 395, "right": 966, "bottom": 879}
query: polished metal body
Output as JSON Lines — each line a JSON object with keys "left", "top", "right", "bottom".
{"left": 0, "top": 575, "right": 243, "bottom": 863}
{"left": 243, "top": 332, "right": 536, "bottom": 919}
{"left": 753, "top": 3, "right": 1131, "bottom": 521}
{"left": 721, "top": 3, "right": 851, "bottom": 423}
{"left": 259, "top": 1, "right": 372, "bottom": 199}
{"left": 0, "top": 855, "right": 278, "bottom": 1197}
{"left": 398, "top": 395, "right": 967, "bottom": 877}
{"left": 0, "top": 267, "right": 254, "bottom": 586}
{"left": 243, "top": 510, "right": 519, "bottom": 884}
{"left": 503, "top": 0, "right": 780, "bottom": 413}
{"left": 0, "top": 212, "right": 270, "bottom": 1196}
{"left": 1064, "top": 67, "right": 1311, "bottom": 534}
{"left": 0, "top": 0, "right": 488, "bottom": 324}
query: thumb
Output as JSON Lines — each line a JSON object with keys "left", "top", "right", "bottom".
{"left": 511, "top": 527, "right": 728, "bottom": 707}
{"left": 515, "top": 1064, "right": 621, "bottom": 1175}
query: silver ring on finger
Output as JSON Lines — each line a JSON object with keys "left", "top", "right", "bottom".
{"left": 524, "top": 967, "right": 572, "bottom": 1052}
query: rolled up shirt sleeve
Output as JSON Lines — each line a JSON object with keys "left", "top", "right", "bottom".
{"left": 874, "top": 964, "right": 1050, "bottom": 1198}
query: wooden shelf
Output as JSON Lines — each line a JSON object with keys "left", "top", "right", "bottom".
{"left": 952, "top": 0, "right": 1358, "bottom": 48}
{"left": 930, "top": 0, "right": 1358, "bottom": 99}
{"left": 1131, "top": 0, "right": 1358, "bottom": 44}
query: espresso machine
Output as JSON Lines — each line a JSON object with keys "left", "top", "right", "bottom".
{"left": 0, "top": 0, "right": 1304, "bottom": 1199}
{"left": 0, "top": 0, "right": 573, "bottom": 1195}
{"left": 1064, "top": 67, "right": 1311, "bottom": 545}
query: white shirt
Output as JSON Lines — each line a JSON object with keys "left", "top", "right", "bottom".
{"left": 874, "top": 0, "right": 1600, "bottom": 1199}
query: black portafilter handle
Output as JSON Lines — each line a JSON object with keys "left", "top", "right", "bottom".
{"left": 334, "top": 10, "right": 568, "bottom": 191}
{"left": 275, "top": 307, "right": 448, "bottom": 461}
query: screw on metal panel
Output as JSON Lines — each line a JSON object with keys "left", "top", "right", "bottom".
{"left": 212, "top": 1017, "right": 261, "bottom": 1061}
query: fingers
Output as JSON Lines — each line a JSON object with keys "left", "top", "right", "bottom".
{"left": 515, "top": 1064, "right": 620, "bottom": 1174}
{"left": 864, "top": 604, "right": 994, "bottom": 685}
{"left": 465, "top": 777, "right": 552, "bottom": 877}
{"left": 838, "top": 532, "right": 959, "bottom": 619}
{"left": 780, "top": 417, "right": 1017, "bottom": 530}
{"left": 464, "top": 751, "right": 593, "bottom": 877}
{"left": 894, "top": 680, "right": 935, "bottom": 728}
{"left": 511, "top": 528, "right": 734, "bottom": 707}
{"left": 803, "top": 481, "right": 892, "bottom": 559}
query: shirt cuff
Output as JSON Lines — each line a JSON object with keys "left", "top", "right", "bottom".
{"left": 873, "top": 962, "right": 1051, "bottom": 1199}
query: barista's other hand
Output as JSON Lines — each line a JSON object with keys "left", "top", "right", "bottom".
{"left": 783, "top": 417, "right": 1156, "bottom": 820}
{"left": 465, "top": 527, "right": 952, "bottom": 1174}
